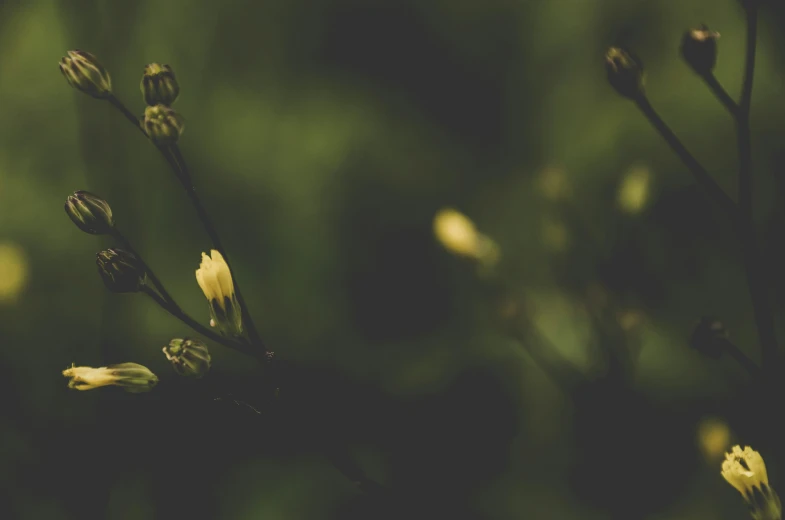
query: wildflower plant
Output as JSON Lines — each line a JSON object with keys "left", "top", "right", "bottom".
{"left": 59, "top": 51, "right": 384, "bottom": 497}
{"left": 433, "top": 2, "right": 782, "bottom": 519}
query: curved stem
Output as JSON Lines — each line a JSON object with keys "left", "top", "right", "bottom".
{"left": 733, "top": 4, "right": 779, "bottom": 374}
{"left": 701, "top": 74, "right": 739, "bottom": 117}
{"left": 634, "top": 96, "right": 738, "bottom": 217}
{"left": 169, "top": 144, "right": 267, "bottom": 355}
{"left": 141, "top": 285, "right": 256, "bottom": 357}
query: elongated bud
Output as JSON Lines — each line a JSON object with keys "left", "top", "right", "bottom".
{"left": 63, "top": 362, "right": 158, "bottom": 393}
{"left": 681, "top": 25, "right": 720, "bottom": 76}
{"left": 195, "top": 250, "right": 243, "bottom": 337}
{"left": 143, "top": 104, "right": 184, "bottom": 145}
{"left": 96, "top": 248, "right": 146, "bottom": 293}
{"left": 59, "top": 50, "right": 112, "bottom": 99}
{"left": 64, "top": 190, "right": 114, "bottom": 235}
{"left": 163, "top": 338, "right": 211, "bottom": 378}
{"left": 690, "top": 316, "right": 728, "bottom": 359}
{"left": 605, "top": 47, "right": 644, "bottom": 100}
{"left": 141, "top": 63, "right": 180, "bottom": 106}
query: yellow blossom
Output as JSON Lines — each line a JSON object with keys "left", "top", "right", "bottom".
{"left": 62, "top": 363, "right": 158, "bottom": 393}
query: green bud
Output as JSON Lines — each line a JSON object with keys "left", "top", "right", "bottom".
{"left": 64, "top": 190, "right": 114, "bottom": 235}
{"left": 141, "top": 63, "right": 180, "bottom": 106}
{"left": 143, "top": 104, "right": 184, "bottom": 145}
{"left": 59, "top": 50, "right": 112, "bottom": 99}
{"left": 605, "top": 47, "right": 644, "bottom": 100}
{"left": 163, "top": 338, "right": 212, "bottom": 378}
{"left": 681, "top": 25, "right": 720, "bottom": 76}
{"left": 96, "top": 248, "right": 146, "bottom": 293}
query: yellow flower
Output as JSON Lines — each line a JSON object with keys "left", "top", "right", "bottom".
{"left": 195, "top": 250, "right": 243, "bottom": 336}
{"left": 722, "top": 445, "right": 782, "bottom": 520}
{"left": 62, "top": 363, "right": 158, "bottom": 393}
{"left": 433, "top": 208, "right": 499, "bottom": 267}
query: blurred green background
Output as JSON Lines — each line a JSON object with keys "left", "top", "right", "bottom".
{"left": 1, "top": 0, "right": 785, "bottom": 518}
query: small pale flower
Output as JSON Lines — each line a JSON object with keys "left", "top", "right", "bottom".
{"left": 433, "top": 208, "right": 499, "bottom": 267}
{"left": 63, "top": 363, "right": 158, "bottom": 393}
{"left": 722, "top": 445, "right": 782, "bottom": 520}
{"left": 195, "top": 250, "right": 243, "bottom": 337}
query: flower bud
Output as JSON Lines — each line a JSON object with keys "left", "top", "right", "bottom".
{"left": 143, "top": 104, "right": 184, "bottom": 145}
{"left": 681, "top": 25, "right": 720, "bottom": 76}
{"left": 605, "top": 47, "right": 644, "bottom": 100}
{"left": 195, "top": 250, "right": 243, "bottom": 337}
{"left": 689, "top": 316, "right": 728, "bottom": 359}
{"left": 96, "top": 248, "right": 146, "bottom": 293}
{"left": 63, "top": 362, "right": 158, "bottom": 393}
{"left": 59, "top": 50, "right": 112, "bottom": 99}
{"left": 140, "top": 63, "right": 180, "bottom": 106}
{"left": 163, "top": 338, "right": 211, "bottom": 378}
{"left": 64, "top": 190, "right": 114, "bottom": 235}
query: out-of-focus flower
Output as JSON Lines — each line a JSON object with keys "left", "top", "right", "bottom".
{"left": 163, "top": 338, "right": 211, "bottom": 378}
{"left": 537, "top": 167, "right": 572, "bottom": 201}
{"left": 196, "top": 250, "right": 242, "bottom": 337}
{"left": 143, "top": 104, "right": 184, "bottom": 145}
{"left": 722, "top": 445, "right": 782, "bottom": 520}
{"left": 96, "top": 248, "right": 146, "bottom": 293}
{"left": 433, "top": 208, "right": 499, "bottom": 267}
{"left": 0, "top": 242, "right": 28, "bottom": 303}
{"left": 697, "top": 417, "right": 730, "bottom": 461}
{"left": 605, "top": 47, "right": 644, "bottom": 100}
{"left": 64, "top": 191, "right": 114, "bottom": 235}
{"left": 63, "top": 363, "right": 158, "bottom": 393}
{"left": 681, "top": 25, "right": 720, "bottom": 75}
{"left": 141, "top": 63, "right": 180, "bottom": 106}
{"left": 59, "top": 50, "right": 112, "bottom": 99}
{"left": 617, "top": 166, "right": 651, "bottom": 214}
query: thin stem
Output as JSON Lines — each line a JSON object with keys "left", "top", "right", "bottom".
{"left": 701, "top": 74, "right": 739, "bottom": 117}
{"left": 169, "top": 144, "right": 267, "bottom": 354}
{"left": 738, "top": 4, "right": 758, "bottom": 221}
{"left": 724, "top": 339, "right": 762, "bottom": 378}
{"left": 106, "top": 95, "right": 146, "bottom": 137}
{"left": 141, "top": 285, "right": 256, "bottom": 357}
{"left": 634, "top": 96, "right": 738, "bottom": 217}
{"left": 733, "top": 3, "right": 779, "bottom": 373}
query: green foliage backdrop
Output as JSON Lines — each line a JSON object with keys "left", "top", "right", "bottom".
{"left": 1, "top": 0, "right": 784, "bottom": 518}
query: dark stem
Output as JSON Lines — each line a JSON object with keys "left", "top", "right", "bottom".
{"left": 141, "top": 285, "right": 256, "bottom": 357}
{"left": 724, "top": 339, "right": 762, "bottom": 378}
{"left": 106, "top": 95, "right": 146, "bottom": 137}
{"left": 168, "top": 144, "right": 267, "bottom": 354}
{"left": 634, "top": 96, "right": 738, "bottom": 217}
{"left": 701, "top": 74, "right": 739, "bottom": 117}
{"left": 734, "top": 5, "right": 779, "bottom": 374}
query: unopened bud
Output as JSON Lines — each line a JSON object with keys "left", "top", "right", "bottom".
{"left": 681, "top": 25, "right": 720, "bottom": 75}
{"left": 141, "top": 63, "right": 180, "bottom": 106}
{"left": 59, "top": 50, "right": 112, "bottom": 99}
{"left": 143, "top": 104, "right": 184, "bottom": 145}
{"left": 64, "top": 191, "right": 114, "bottom": 235}
{"left": 163, "top": 338, "right": 211, "bottom": 378}
{"left": 63, "top": 362, "right": 158, "bottom": 393}
{"left": 690, "top": 316, "right": 728, "bottom": 359}
{"left": 605, "top": 47, "right": 644, "bottom": 100}
{"left": 96, "top": 248, "right": 146, "bottom": 293}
